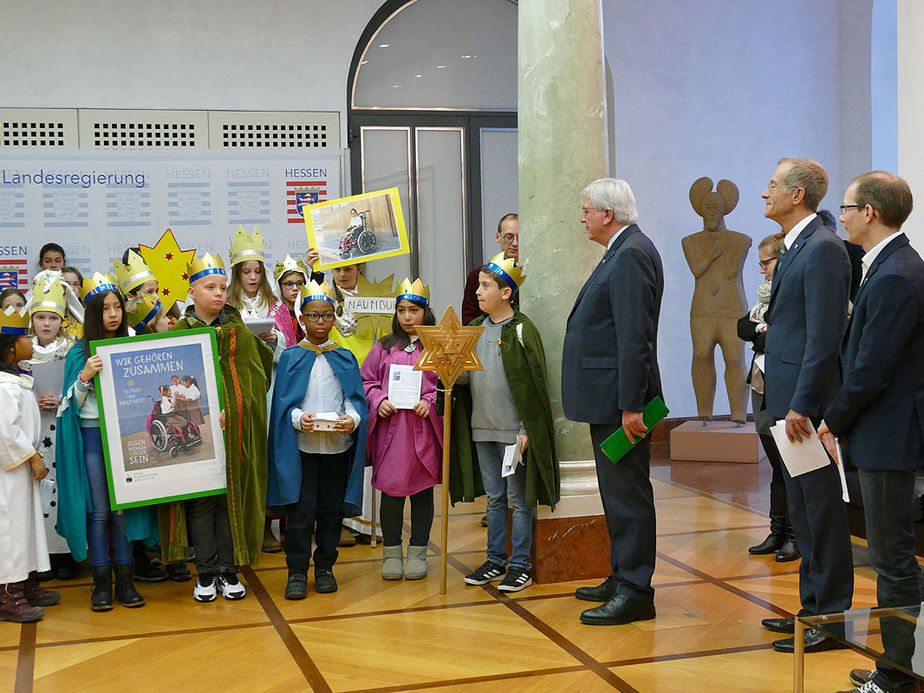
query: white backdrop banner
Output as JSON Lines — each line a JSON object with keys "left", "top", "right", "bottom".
{"left": 0, "top": 149, "right": 344, "bottom": 289}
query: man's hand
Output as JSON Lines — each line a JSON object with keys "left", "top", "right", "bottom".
{"left": 784, "top": 409, "right": 812, "bottom": 443}
{"left": 623, "top": 410, "right": 647, "bottom": 444}
{"left": 378, "top": 399, "right": 397, "bottom": 418}
{"left": 817, "top": 420, "right": 839, "bottom": 464}
{"left": 334, "top": 415, "right": 355, "bottom": 435}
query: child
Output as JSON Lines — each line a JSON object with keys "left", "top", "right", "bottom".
{"left": 360, "top": 279, "right": 441, "bottom": 580}
{"left": 0, "top": 305, "right": 59, "bottom": 623}
{"left": 273, "top": 255, "right": 313, "bottom": 347}
{"left": 30, "top": 269, "right": 85, "bottom": 341}
{"left": 37, "top": 243, "right": 66, "bottom": 271}
{"left": 60, "top": 266, "right": 84, "bottom": 296}
{"left": 227, "top": 226, "right": 286, "bottom": 358}
{"left": 459, "top": 253, "right": 559, "bottom": 593}
{"left": 267, "top": 280, "right": 368, "bottom": 599}
{"left": 113, "top": 249, "right": 159, "bottom": 299}
{"left": 175, "top": 375, "right": 204, "bottom": 425}
{"left": 56, "top": 274, "right": 157, "bottom": 610}
{"left": 0, "top": 289, "right": 25, "bottom": 311}
{"left": 125, "top": 292, "right": 169, "bottom": 336}
{"left": 172, "top": 253, "right": 273, "bottom": 603}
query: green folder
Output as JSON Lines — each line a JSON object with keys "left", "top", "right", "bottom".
{"left": 600, "top": 396, "right": 670, "bottom": 463}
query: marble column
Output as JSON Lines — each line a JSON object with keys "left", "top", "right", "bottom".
{"left": 898, "top": 0, "right": 924, "bottom": 252}
{"left": 519, "top": 0, "right": 611, "bottom": 582}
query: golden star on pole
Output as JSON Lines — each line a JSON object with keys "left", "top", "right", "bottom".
{"left": 138, "top": 229, "right": 196, "bottom": 313}
{"left": 414, "top": 306, "right": 484, "bottom": 388}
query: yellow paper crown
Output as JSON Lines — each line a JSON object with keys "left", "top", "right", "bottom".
{"left": 484, "top": 252, "right": 525, "bottom": 290}
{"left": 273, "top": 254, "right": 310, "bottom": 282}
{"left": 30, "top": 276, "right": 67, "bottom": 318}
{"left": 81, "top": 272, "right": 120, "bottom": 302}
{"left": 0, "top": 304, "right": 30, "bottom": 335}
{"left": 299, "top": 280, "right": 336, "bottom": 308}
{"left": 125, "top": 293, "right": 163, "bottom": 331}
{"left": 229, "top": 225, "right": 265, "bottom": 266}
{"left": 113, "top": 250, "right": 156, "bottom": 295}
{"left": 187, "top": 253, "right": 226, "bottom": 284}
{"left": 395, "top": 278, "right": 430, "bottom": 304}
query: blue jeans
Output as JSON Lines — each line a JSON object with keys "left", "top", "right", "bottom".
{"left": 475, "top": 440, "right": 534, "bottom": 570}
{"left": 82, "top": 427, "right": 131, "bottom": 567}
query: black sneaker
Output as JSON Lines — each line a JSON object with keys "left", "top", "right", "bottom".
{"left": 166, "top": 562, "right": 192, "bottom": 582}
{"left": 464, "top": 560, "right": 506, "bottom": 585}
{"left": 497, "top": 566, "right": 532, "bottom": 592}
{"left": 284, "top": 573, "right": 308, "bottom": 600}
{"left": 314, "top": 568, "right": 338, "bottom": 593}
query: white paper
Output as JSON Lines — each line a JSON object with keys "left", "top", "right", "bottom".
{"left": 501, "top": 440, "right": 522, "bottom": 478}
{"left": 243, "top": 317, "right": 275, "bottom": 336}
{"left": 39, "top": 477, "right": 55, "bottom": 514}
{"left": 835, "top": 440, "right": 850, "bottom": 502}
{"left": 312, "top": 411, "right": 340, "bottom": 432}
{"left": 769, "top": 421, "right": 831, "bottom": 477}
{"left": 31, "top": 359, "right": 66, "bottom": 397}
{"left": 388, "top": 364, "right": 423, "bottom": 410}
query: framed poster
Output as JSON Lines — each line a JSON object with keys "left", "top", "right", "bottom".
{"left": 304, "top": 187, "right": 410, "bottom": 270}
{"left": 90, "top": 328, "right": 226, "bottom": 509}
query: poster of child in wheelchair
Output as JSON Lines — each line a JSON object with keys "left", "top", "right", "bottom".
{"left": 303, "top": 187, "right": 410, "bottom": 270}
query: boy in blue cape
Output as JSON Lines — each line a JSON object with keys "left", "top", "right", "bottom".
{"left": 267, "top": 280, "right": 368, "bottom": 599}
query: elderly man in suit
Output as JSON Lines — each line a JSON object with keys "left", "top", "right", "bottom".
{"left": 562, "top": 178, "right": 664, "bottom": 625}
{"left": 817, "top": 172, "right": 924, "bottom": 693}
{"left": 758, "top": 157, "right": 854, "bottom": 653}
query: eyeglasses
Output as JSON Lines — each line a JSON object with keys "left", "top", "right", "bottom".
{"left": 840, "top": 204, "right": 863, "bottom": 214}
{"left": 303, "top": 312, "right": 335, "bottom": 323}
{"left": 758, "top": 258, "right": 778, "bottom": 269}
{"left": 499, "top": 233, "right": 517, "bottom": 243}
{"left": 281, "top": 281, "right": 305, "bottom": 289}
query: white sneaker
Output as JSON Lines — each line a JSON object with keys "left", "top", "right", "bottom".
{"left": 193, "top": 573, "right": 217, "bottom": 602}
{"left": 218, "top": 573, "right": 246, "bottom": 600}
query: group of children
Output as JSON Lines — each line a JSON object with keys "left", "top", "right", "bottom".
{"left": 0, "top": 230, "right": 560, "bottom": 624}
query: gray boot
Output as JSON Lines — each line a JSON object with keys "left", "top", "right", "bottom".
{"left": 382, "top": 545, "right": 403, "bottom": 580}
{"left": 404, "top": 545, "right": 428, "bottom": 580}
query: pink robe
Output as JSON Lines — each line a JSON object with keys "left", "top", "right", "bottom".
{"left": 361, "top": 341, "right": 442, "bottom": 497}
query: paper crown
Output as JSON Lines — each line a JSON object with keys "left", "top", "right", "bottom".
{"left": 484, "top": 252, "right": 526, "bottom": 291}
{"left": 81, "top": 272, "right": 120, "bottom": 302}
{"left": 30, "top": 276, "right": 67, "bottom": 318}
{"left": 299, "top": 280, "right": 336, "bottom": 308}
{"left": 0, "top": 305, "right": 30, "bottom": 335}
{"left": 229, "top": 226, "right": 265, "bottom": 266}
{"left": 187, "top": 253, "right": 226, "bottom": 284}
{"left": 396, "top": 278, "right": 430, "bottom": 305}
{"left": 125, "top": 293, "right": 163, "bottom": 331}
{"left": 273, "top": 254, "right": 310, "bottom": 282}
{"left": 113, "top": 250, "right": 156, "bottom": 295}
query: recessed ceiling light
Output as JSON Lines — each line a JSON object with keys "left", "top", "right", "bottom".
{"left": 379, "top": 43, "right": 390, "bottom": 48}
{"left": 415, "top": 74, "right": 423, "bottom": 78}
{"left": 437, "top": 65, "right": 446, "bottom": 69}
{"left": 392, "top": 84, "right": 402, "bottom": 88}
{"left": 461, "top": 55, "right": 472, "bottom": 59}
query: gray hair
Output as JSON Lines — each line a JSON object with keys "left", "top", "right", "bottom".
{"left": 582, "top": 178, "right": 638, "bottom": 224}
{"left": 778, "top": 158, "right": 828, "bottom": 211}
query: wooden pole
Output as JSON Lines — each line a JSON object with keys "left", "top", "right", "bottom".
{"left": 440, "top": 386, "right": 453, "bottom": 595}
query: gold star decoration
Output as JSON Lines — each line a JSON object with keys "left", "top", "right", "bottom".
{"left": 414, "top": 306, "right": 484, "bottom": 388}
{"left": 139, "top": 229, "right": 196, "bottom": 313}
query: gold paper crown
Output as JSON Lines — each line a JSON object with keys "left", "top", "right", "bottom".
{"left": 396, "top": 278, "right": 430, "bottom": 304}
{"left": 187, "top": 253, "right": 226, "bottom": 284}
{"left": 113, "top": 250, "right": 156, "bottom": 295}
{"left": 273, "top": 254, "right": 310, "bottom": 282}
{"left": 0, "top": 304, "right": 30, "bottom": 335}
{"left": 299, "top": 280, "right": 336, "bottom": 308}
{"left": 30, "top": 276, "right": 67, "bottom": 318}
{"left": 484, "top": 252, "right": 525, "bottom": 291}
{"left": 81, "top": 272, "right": 120, "bottom": 302}
{"left": 125, "top": 293, "right": 163, "bottom": 331}
{"left": 229, "top": 225, "right": 265, "bottom": 266}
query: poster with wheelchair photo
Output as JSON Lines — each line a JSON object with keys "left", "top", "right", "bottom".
{"left": 303, "top": 187, "right": 410, "bottom": 270}
{"left": 90, "top": 328, "right": 226, "bottom": 510}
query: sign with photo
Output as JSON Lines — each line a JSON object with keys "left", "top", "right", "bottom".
{"left": 91, "top": 328, "right": 226, "bottom": 509}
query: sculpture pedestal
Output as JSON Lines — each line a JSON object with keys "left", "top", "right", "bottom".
{"left": 670, "top": 420, "right": 764, "bottom": 463}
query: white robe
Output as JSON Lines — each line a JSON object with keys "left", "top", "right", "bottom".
{"left": 0, "top": 372, "right": 50, "bottom": 583}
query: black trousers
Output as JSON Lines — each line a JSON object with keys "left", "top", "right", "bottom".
{"left": 590, "top": 422, "right": 656, "bottom": 601}
{"left": 188, "top": 494, "right": 235, "bottom": 575}
{"left": 284, "top": 450, "right": 351, "bottom": 574}
{"left": 379, "top": 489, "right": 435, "bottom": 546}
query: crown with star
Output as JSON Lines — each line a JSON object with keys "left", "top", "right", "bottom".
{"left": 81, "top": 272, "right": 120, "bottom": 302}
{"left": 30, "top": 275, "right": 67, "bottom": 318}
{"left": 273, "top": 254, "right": 310, "bottom": 283}
{"left": 299, "top": 280, "right": 336, "bottom": 308}
{"left": 187, "top": 253, "right": 226, "bottom": 285}
{"left": 113, "top": 250, "right": 156, "bottom": 295}
{"left": 396, "top": 278, "right": 430, "bottom": 305}
{"left": 0, "top": 304, "right": 30, "bottom": 335}
{"left": 125, "top": 293, "right": 163, "bottom": 331}
{"left": 484, "top": 252, "right": 526, "bottom": 291}
{"left": 229, "top": 225, "right": 266, "bottom": 266}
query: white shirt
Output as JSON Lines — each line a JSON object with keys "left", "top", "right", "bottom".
{"left": 860, "top": 231, "right": 902, "bottom": 285}
{"left": 783, "top": 213, "right": 817, "bottom": 253}
{"left": 290, "top": 339, "right": 361, "bottom": 454}
{"left": 161, "top": 394, "right": 175, "bottom": 415}
{"left": 606, "top": 224, "right": 630, "bottom": 251}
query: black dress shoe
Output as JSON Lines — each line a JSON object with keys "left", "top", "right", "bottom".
{"left": 580, "top": 594, "right": 655, "bottom": 626}
{"left": 772, "top": 628, "right": 848, "bottom": 653}
{"left": 749, "top": 533, "right": 784, "bottom": 555}
{"left": 775, "top": 539, "right": 801, "bottom": 562}
{"left": 761, "top": 616, "right": 794, "bottom": 633}
{"left": 575, "top": 575, "right": 618, "bottom": 603}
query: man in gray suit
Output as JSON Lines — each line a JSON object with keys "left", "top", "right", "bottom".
{"left": 562, "top": 178, "right": 663, "bottom": 625}
{"left": 757, "top": 157, "right": 854, "bottom": 653}
{"left": 818, "top": 172, "right": 924, "bottom": 693}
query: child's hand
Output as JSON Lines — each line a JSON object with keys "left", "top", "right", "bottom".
{"left": 260, "top": 330, "right": 277, "bottom": 343}
{"left": 305, "top": 248, "right": 320, "bottom": 268}
{"left": 519, "top": 434, "right": 529, "bottom": 452}
{"left": 219, "top": 409, "right": 226, "bottom": 430}
{"left": 377, "top": 400, "right": 397, "bottom": 418}
{"left": 335, "top": 415, "right": 355, "bottom": 434}
{"left": 413, "top": 400, "right": 430, "bottom": 418}
{"left": 300, "top": 413, "right": 315, "bottom": 432}
{"left": 79, "top": 355, "right": 104, "bottom": 382}
{"left": 37, "top": 394, "right": 61, "bottom": 411}
{"left": 29, "top": 453, "right": 48, "bottom": 480}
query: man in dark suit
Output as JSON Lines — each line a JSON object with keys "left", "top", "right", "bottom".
{"left": 561, "top": 178, "right": 663, "bottom": 625}
{"left": 818, "top": 172, "right": 924, "bottom": 693}
{"left": 758, "top": 157, "right": 854, "bottom": 653}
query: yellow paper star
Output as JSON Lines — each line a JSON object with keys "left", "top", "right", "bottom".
{"left": 414, "top": 306, "right": 484, "bottom": 388}
{"left": 139, "top": 229, "right": 196, "bottom": 313}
